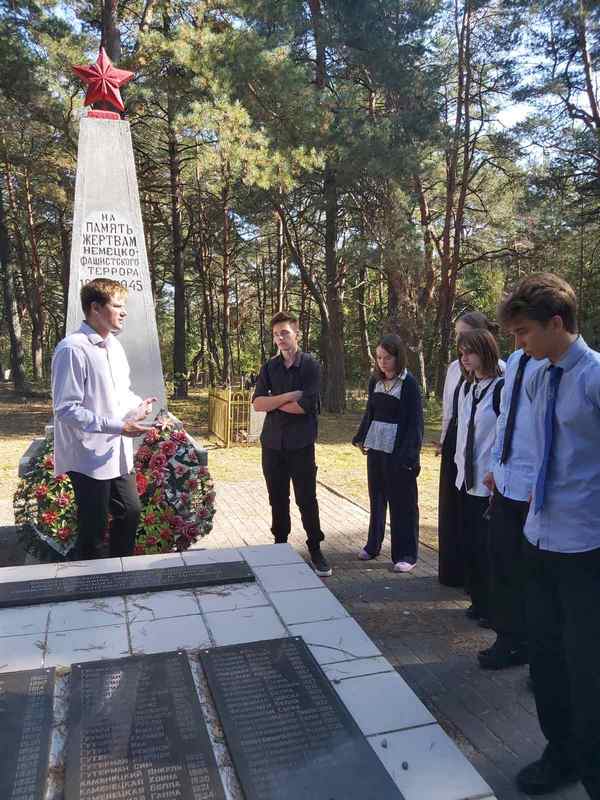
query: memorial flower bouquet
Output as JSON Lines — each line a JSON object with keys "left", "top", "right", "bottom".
{"left": 13, "top": 424, "right": 215, "bottom": 558}
{"left": 133, "top": 424, "right": 216, "bottom": 554}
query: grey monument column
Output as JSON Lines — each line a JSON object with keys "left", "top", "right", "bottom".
{"left": 66, "top": 111, "right": 166, "bottom": 411}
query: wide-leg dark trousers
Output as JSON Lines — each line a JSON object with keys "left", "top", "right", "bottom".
{"left": 261, "top": 444, "right": 324, "bottom": 553}
{"left": 68, "top": 471, "right": 141, "bottom": 560}
{"left": 437, "top": 425, "right": 464, "bottom": 586}
{"left": 525, "top": 540, "right": 600, "bottom": 799}
{"left": 364, "top": 450, "right": 419, "bottom": 565}
{"left": 461, "top": 489, "right": 491, "bottom": 618}
{"left": 488, "top": 490, "right": 528, "bottom": 643}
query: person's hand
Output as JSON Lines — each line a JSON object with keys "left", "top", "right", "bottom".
{"left": 289, "top": 390, "right": 303, "bottom": 402}
{"left": 134, "top": 397, "right": 157, "bottom": 421}
{"left": 122, "top": 420, "right": 149, "bottom": 438}
{"left": 482, "top": 472, "right": 495, "bottom": 492}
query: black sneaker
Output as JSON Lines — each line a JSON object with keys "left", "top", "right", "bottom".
{"left": 478, "top": 644, "right": 529, "bottom": 670}
{"left": 516, "top": 756, "right": 579, "bottom": 795}
{"left": 310, "top": 550, "right": 332, "bottom": 577}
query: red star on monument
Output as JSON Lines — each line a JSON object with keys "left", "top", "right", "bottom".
{"left": 73, "top": 47, "right": 134, "bottom": 113}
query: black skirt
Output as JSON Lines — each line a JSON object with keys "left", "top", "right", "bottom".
{"left": 437, "top": 422, "right": 465, "bottom": 587}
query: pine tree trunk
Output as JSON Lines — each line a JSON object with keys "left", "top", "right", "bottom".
{"left": 323, "top": 166, "right": 345, "bottom": 412}
{"left": 0, "top": 183, "right": 30, "bottom": 393}
{"left": 167, "top": 104, "right": 187, "bottom": 398}
{"left": 221, "top": 183, "right": 231, "bottom": 386}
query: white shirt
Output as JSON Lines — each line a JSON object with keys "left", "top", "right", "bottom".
{"left": 51, "top": 322, "right": 142, "bottom": 480}
{"left": 441, "top": 360, "right": 462, "bottom": 443}
{"left": 441, "top": 357, "right": 506, "bottom": 443}
{"left": 455, "top": 375, "right": 504, "bottom": 497}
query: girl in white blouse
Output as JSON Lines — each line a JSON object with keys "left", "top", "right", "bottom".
{"left": 437, "top": 311, "right": 501, "bottom": 587}
{"left": 455, "top": 329, "right": 504, "bottom": 626}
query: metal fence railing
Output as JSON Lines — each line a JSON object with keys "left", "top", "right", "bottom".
{"left": 208, "top": 388, "right": 264, "bottom": 447}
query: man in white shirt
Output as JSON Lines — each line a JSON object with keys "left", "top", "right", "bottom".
{"left": 51, "top": 278, "right": 155, "bottom": 560}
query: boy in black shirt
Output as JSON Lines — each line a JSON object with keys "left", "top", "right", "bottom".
{"left": 252, "top": 312, "right": 332, "bottom": 577}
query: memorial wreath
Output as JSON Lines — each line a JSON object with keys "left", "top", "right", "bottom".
{"left": 13, "top": 424, "right": 216, "bottom": 558}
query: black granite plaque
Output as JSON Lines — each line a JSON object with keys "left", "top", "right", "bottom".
{"left": 66, "top": 651, "right": 226, "bottom": 800}
{"left": 201, "top": 637, "right": 404, "bottom": 800}
{"left": 0, "top": 561, "right": 254, "bottom": 609}
{"left": 0, "top": 668, "right": 55, "bottom": 800}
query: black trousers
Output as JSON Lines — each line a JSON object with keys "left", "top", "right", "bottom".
{"left": 364, "top": 450, "right": 419, "bottom": 565}
{"left": 461, "top": 489, "right": 491, "bottom": 618}
{"left": 68, "top": 471, "right": 141, "bottom": 560}
{"left": 525, "top": 540, "right": 600, "bottom": 799}
{"left": 488, "top": 490, "right": 528, "bottom": 643}
{"left": 437, "top": 425, "right": 464, "bottom": 586}
{"left": 261, "top": 445, "right": 324, "bottom": 552}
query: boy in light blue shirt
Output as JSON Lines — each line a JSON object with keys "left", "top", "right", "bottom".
{"left": 499, "top": 273, "right": 600, "bottom": 800}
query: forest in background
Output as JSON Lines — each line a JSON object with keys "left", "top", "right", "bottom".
{"left": 2, "top": 0, "right": 600, "bottom": 412}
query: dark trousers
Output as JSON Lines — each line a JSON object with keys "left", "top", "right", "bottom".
{"left": 437, "top": 425, "right": 464, "bottom": 586}
{"left": 525, "top": 540, "right": 600, "bottom": 799}
{"left": 261, "top": 445, "right": 324, "bottom": 552}
{"left": 68, "top": 471, "right": 141, "bottom": 560}
{"left": 461, "top": 489, "right": 491, "bottom": 618}
{"left": 364, "top": 450, "right": 419, "bottom": 565}
{"left": 488, "top": 490, "right": 528, "bottom": 643}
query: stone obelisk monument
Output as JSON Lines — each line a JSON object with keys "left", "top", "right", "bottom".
{"left": 67, "top": 48, "right": 166, "bottom": 412}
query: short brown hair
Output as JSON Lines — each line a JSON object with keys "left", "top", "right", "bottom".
{"left": 458, "top": 310, "right": 500, "bottom": 336}
{"left": 81, "top": 278, "right": 127, "bottom": 315}
{"left": 498, "top": 272, "right": 577, "bottom": 333}
{"left": 373, "top": 334, "right": 407, "bottom": 380}
{"left": 457, "top": 329, "right": 501, "bottom": 381}
{"left": 271, "top": 310, "right": 299, "bottom": 330}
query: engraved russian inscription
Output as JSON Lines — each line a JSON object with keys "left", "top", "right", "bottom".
{"left": 66, "top": 652, "right": 225, "bottom": 800}
{"left": 0, "top": 561, "right": 254, "bottom": 608}
{"left": 0, "top": 668, "right": 54, "bottom": 800}
{"left": 201, "top": 637, "right": 404, "bottom": 800}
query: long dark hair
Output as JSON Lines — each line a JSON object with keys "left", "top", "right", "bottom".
{"left": 373, "top": 334, "right": 407, "bottom": 380}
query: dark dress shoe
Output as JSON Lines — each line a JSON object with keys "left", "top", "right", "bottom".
{"left": 478, "top": 645, "right": 528, "bottom": 670}
{"left": 516, "top": 757, "right": 579, "bottom": 795}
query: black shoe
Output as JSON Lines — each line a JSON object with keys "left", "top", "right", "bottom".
{"left": 516, "top": 757, "right": 579, "bottom": 795}
{"left": 478, "top": 644, "right": 529, "bottom": 670}
{"left": 465, "top": 604, "right": 479, "bottom": 620}
{"left": 310, "top": 549, "right": 332, "bottom": 577}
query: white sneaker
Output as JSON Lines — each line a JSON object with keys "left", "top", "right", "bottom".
{"left": 393, "top": 561, "right": 416, "bottom": 573}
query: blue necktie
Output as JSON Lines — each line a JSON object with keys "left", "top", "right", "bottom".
{"left": 534, "top": 365, "right": 563, "bottom": 514}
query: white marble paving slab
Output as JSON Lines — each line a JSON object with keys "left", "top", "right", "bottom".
{"left": 0, "top": 605, "right": 50, "bottom": 638}
{"left": 121, "top": 552, "right": 185, "bottom": 571}
{"left": 0, "top": 633, "right": 46, "bottom": 673}
{"left": 239, "top": 543, "right": 303, "bottom": 567}
{"left": 205, "top": 606, "right": 287, "bottom": 647}
{"left": 194, "top": 583, "right": 268, "bottom": 614}
{"left": 47, "top": 597, "right": 127, "bottom": 632}
{"left": 369, "top": 726, "right": 495, "bottom": 800}
{"left": 0, "top": 562, "right": 59, "bottom": 582}
{"left": 129, "top": 615, "right": 210, "bottom": 654}
{"left": 289, "top": 617, "right": 381, "bottom": 664}
{"left": 55, "top": 557, "right": 123, "bottom": 576}
{"left": 45, "top": 625, "right": 129, "bottom": 667}
{"left": 125, "top": 590, "right": 200, "bottom": 623}
{"left": 322, "top": 656, "right": 395, "bottom": 683}
{"left": 253, "top": 563, "right": 323, "bottom": 593}
{"left": 269, "top": 586, "right": 348, "bottom": 625}
{"left": 181, "top": 547, "right": 242, "bottom": 566}
{"left": 333, "top": 671, "right": 435, "bottom": 735}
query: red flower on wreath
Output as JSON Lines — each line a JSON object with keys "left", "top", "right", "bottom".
{"left": 56, "top": 493, "right": 71, "bottom": 508}
{"left": 58, "top": 526, "right": 72, "bottom": 541}
{"left": 136, "top": 473, "right": 148, "bottom": 496}
{"left": 160, "top": 440, "right": 177, "bottom": 458}
{"left": 35, "top": 484, "right": 49, "bottom": 500}
{"left": 170, "top": 430, "right": 187, "bottom": 444}
{"left": 43, "top": 455, "right": 54, "bottom": 470}
{"left": 41, "top": 510, "right": 59, "bottom": 525}
{"left": 149, "top": 452, "right": 167, "bottom": 471}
